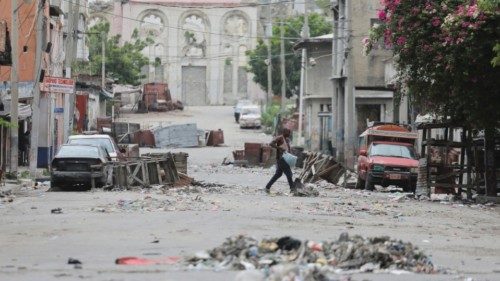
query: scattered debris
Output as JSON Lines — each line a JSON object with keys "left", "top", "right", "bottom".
{"left": 67, "top": 258, "right": 82, "bottom": 265}
{"left": 115, "top": 256, "right": 181, "bottom": 265}
{"left": 68, "top": 258, "right": 82, "bottom": 269}
{"left": 293, "top": 183, "right": 320, "bottom": 197}
{"left": 186, "top": 233, "right": 436, "bottom": 274}
{"left": 51, "top": 208, "right": 63, "bottom": 214}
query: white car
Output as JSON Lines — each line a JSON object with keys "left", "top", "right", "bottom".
{"left": 239, "top": 105, "right": 261, "bottom": 129}
{"left": 234, "top": 99, "right": 252, "bottom": 123}
{"left": 67, "top": 134, "right": 125, "bottom": 162}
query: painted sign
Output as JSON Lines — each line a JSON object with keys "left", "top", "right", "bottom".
{"left": 54, "top": 107, "right": 64, "bottom": 113}
{"left": 40, "top": 76, "right": 75, "bottom": 94}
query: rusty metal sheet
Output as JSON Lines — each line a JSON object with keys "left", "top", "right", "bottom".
{"left": 132, "top": 130, "right": 156, "bottom": 147}
{"left": 207, "top": 130, "right": 224, "bottom": 146}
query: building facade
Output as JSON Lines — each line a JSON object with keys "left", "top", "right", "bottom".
{"left": 293, "top": 0, "right": 409, "bottom": 163}
{"left": 90, "top": 0, "right": 264, "bottom": 106}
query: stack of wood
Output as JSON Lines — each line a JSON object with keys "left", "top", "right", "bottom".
{"left": 108, "top": 153, "right": 193, "bottom": 188}
{"left": 297, "top": 152, "right": 345, "bottom": 185}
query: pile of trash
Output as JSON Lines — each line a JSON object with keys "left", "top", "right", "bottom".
{"left": 186, "top": 233, "right": 436, "bottom": 275}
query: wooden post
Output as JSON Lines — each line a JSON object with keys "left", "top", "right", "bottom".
{"left": 484, "top": 127, "right": 497, "bottom": 197}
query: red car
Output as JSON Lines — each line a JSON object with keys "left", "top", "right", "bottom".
{"left": 356, "top": 124, "right": 419, "bottom": 192}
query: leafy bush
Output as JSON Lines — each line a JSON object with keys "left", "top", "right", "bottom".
{"left": 261, "top": 104, "right": 281, "bottom": 128}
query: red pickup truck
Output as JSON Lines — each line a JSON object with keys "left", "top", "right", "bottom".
{"left": 356, "top": 123, "right": 419, "bottom": 192}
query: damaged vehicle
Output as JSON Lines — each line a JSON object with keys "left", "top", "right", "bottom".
{"left": 67, "top": 134, "right": 125, "bottom": 161}
{"left": 50, "top": 144, "right": 111, "bottom": 190}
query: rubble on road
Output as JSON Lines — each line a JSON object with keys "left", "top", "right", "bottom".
{"left": 185, "top": 233, "right": 436, "bottom": 275}
{"left": 91, "top": 196, "right": 201, "bottom": 212}
{"left": 0, "top": 190, "right": 14, "bottom": 203}
{"left": 91, "top": 184, "right": 233, "bottom": 212}
{"left": 293, "top": 183, "right": 320, "bottom": 197}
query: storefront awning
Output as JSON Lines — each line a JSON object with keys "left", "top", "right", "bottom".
{"left": 0, "top": 102, "right": 32, "bottom": 120}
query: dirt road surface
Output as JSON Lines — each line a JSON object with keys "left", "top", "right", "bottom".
{"left": 1, "top": 106, "right": 499, "bottom": 281}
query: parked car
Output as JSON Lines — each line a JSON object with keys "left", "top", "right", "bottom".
{"left": 234, "top": 99, "right": 252, "bottom": 123}
{"left": 239, "top": 105, "right": 261, "bottom": 129}
{"left": 356, "top": 123, "right": 419, "bottom": 192}
{"left": 67, "top": 134, "right": 125, "bottom": 161}
{"left": 51, "top": 144, "right": 111, "bottom": 190}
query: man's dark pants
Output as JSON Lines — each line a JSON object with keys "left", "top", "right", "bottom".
{"left": 266, "top": 158, "right": 294, "bottom": 190}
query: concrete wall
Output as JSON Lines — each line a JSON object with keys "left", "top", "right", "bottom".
{"left": 350, "top": 0, "right": 392, "bottom": 88}
{"left": 304, "top": 43, "right": 333, "bottom": 151}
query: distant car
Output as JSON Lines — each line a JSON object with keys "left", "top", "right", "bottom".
{"left": 51, "top": 144, "right": 111, "bottom": 190}
{"left": 234, "top": 99, "right": 252, "bottom": 123}
{"left": 67, "top": 134, "right": 125, "bottom": 161}
{"left": 239, "top": 105, "right": 261, "bottom": 129}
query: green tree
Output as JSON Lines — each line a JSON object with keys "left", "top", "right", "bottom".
{"left": 366, "top": 0, "right": 499, "bottom": 195}
{"left": 366, "top": 0, "right": 499, "bottom": 129}
{"left": 246, "top": 13, "right": 331, "bottom": 98}
{"left": 77, "top": 22, "right": 152, "bottom": 85}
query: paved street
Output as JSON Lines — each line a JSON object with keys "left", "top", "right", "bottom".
{"left": 1, "top": 106, "right": 499, "bottom": 281}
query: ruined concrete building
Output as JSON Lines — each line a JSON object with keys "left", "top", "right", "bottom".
{"left": 90, "top": 0, "right": 266, "bottom": 105}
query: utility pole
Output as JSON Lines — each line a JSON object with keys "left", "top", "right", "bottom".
{"left": 10, "top": 0, "right": 19, "bottom": 175}
{"left": 63, "top": 0, "right": 80, "bottom": 142}
{"left": 29, "top": 0, "right": 45, "bottom": 177}
{"left": 297, "top": 0, "right": 309, "bottom": 145}
{"left": 343, "top": 0, "right": 354, "bottom": 169}
{"left": 331, "top": 0, "right": 347, "bottom": 163}
{"left": 280, "top": 20, "right": 286, "bottom": 113}
{"left": 331, "top": 1, "right": 339, "bottom": 156}
{"left": 101, "top": 31, "right": 106, "bottom": 88}
{"left": 266, "top": 0, "right": 273, "bottom": 106}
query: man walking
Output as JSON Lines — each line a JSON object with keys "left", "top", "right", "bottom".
{"left": 265, "top": 128, "right": 295, "bottom": 193}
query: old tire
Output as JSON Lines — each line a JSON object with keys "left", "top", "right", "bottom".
{"left": 365, "top": 174, "right": 375, "bottom": 191}
{"left": 355, "top": 177, "right": 365, "bottom": 189}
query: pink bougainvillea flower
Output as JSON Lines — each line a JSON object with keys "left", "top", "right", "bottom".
{"left": 467, "top": 4, "right": 477, "bottom": 17}
{"left": 432, "top": 18, "right": 441, "bottom": 27}
{"left": 378, "top": 10, "right": 387, "bottom": 21}
{"left": 396, "top": 36, "right": 406, "bottom": 45}
{"left": 457, "top": 5, "right": 465, "bottom": 15}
